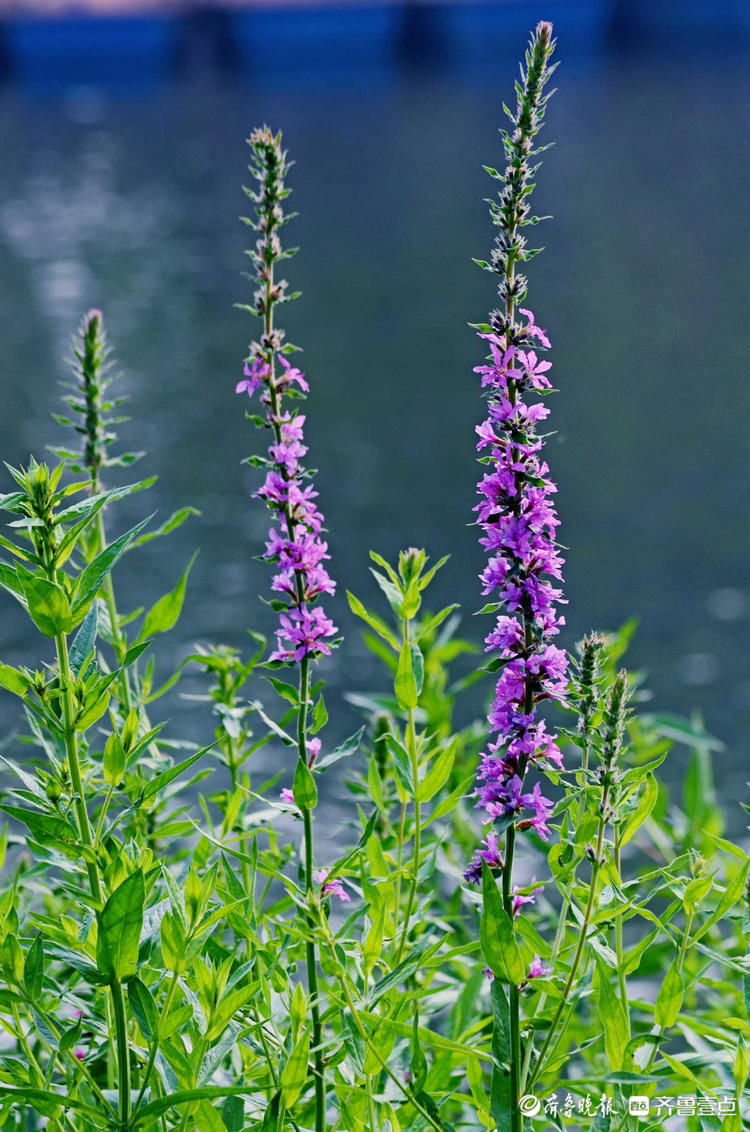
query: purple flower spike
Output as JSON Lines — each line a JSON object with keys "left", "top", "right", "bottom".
{"left": 464, "top": 314, "right": 567, "bottom": 879}
{"left": 237, "top": 126, "right": 337, "bottom": 667}
{"left": 465, "top": 21, "right": 566, "bottom": 888}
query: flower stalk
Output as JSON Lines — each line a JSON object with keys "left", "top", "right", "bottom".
{"left": 465, "top": 21, "right": 561, "bottom": 1131}
{"left": 237, "top": 125, "right": 337, "bottom": 1130}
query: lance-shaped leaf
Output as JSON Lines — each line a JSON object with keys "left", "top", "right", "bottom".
{"left": 480, "top": 864, "right": 525, "bottom": 985}
{"left": 654, "top": 959, "right": 684, "bottom": 1029}
{"left": 19, "top": 576, "right": 72, "bottom": 637}
{"left": 293, "top": 759, "right": 317, "bottom": 810}
{"left": 137, "top": 551, "right": 198, "bottom": 642}
{"left": 69, "top": 601, "right": 98, "bottom": 675}
{"left": 23, "top": 935, "right": 44, "bottom": 1001}
{"left": 129, "top": 977, "right": 159, "bottom": 1041}
{"left": 72, "top": 515, "right": 152, "bottom": 622}
{"left": 280, "top": 1029, "right": 310, "bottom": 1109}
{"left": 96, "top": 869, "right": 145, "bottom": 982}
{"left": 395, "top": 638, "right": 418, "bottom": 711}
{"left": 0, "top": 663, "right": 30, "bottom": 697}
{"left": 130, "top": 506, "right": 200, "bottom": 549}
{"left": 595, "top": 957, "right": 629, "bottom": 1070}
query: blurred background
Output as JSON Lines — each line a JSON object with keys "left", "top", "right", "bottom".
{"left": 0, "top": 0, "right": 747, "bottom": 831}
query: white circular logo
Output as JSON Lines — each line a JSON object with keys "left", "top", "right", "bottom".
{"left": 519, "top": 1095, "right": 542, "bottom": 1117}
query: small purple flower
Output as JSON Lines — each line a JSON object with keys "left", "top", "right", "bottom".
{"left": 74, "top": 1048, "right": 85, "bottom": 1060}
{"left": 526, "top": 955, "right": 551, "bottom": 980}
{"left": 307, "top": 736, "right": 321, "bottom": 767}
{"left": 270, "top": 607, "right": 338, "bottom": 663}
{"left": 280, "top": 787, "right": 296, "bottom": 807}
{"left": 465, "top": 828, "right": 504, "bottom": 884}
{"left": 512, "top": 877, "right": 542, "bottom": 916}
{"left": 313, "top": 868, "right": 350, "bottom": 903}
{"left": 236, "top": 357, "right": 270, "bottom": 397}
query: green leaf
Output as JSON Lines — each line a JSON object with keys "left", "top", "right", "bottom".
{"left": 103, "top": 732, "right": 126, "bottom": 786}
{"left": 683, "top": 873, "right": 713, "bottom": 913}
{"left": 260, "top": 1092, "right": 282, "bottom": 1132}
{"left": 129, "top": 977, "right": 158, "bottom": 1041}
{"left": 316, "top": 726, "right": 365, "bottom": 769}
{"left": 96, "top": 870, "right": 145, "bottom": 982}
{"left": 20, "top": 576, "right": 72, "bottom": 637}
{"left": 130, "top": 507, "right": 200, "bottom": 549}
{"left": 619, "top": 772, "right": 658, "bottom": 846}
{"left": 280, "top": 1028, "right": 310, "bottom": 1108}
{"left": 0, "top": 1088, "right": 103, "bottom": 1123}
{"left": 395, "top": 638, "right": 418, "bottom": 711}
{"left": 595, "top": 957, "right": 629, "bottom": 1070}
{"left": 411, "top": 640, "right": 424, "bottom": 696}
{"left": 654, "top": 960, "right": 683, "bottom": 1029}
{"left": 480, "top": 865, "right": 525, "bottom": 984}
{"left": 222, "top": 1096, "right": 244, "bottom": 1132}
{"left": 137, "top": 551, "right": 198, "bottom": 642}
{"left": 72, "top": 516, "right": 152, "bottom": 621}
{"left": 311, "top": 694, "right": 328, "bottom": 734}
{"left": 0, "top": 805, "right": 79, "bottom": 849}
{"left": 368, "top": 939, "right": 443, "bottom": 1003}
{"left": 141, "top": 745, "right": 213, "bottom": 804}
{"left": 410, "top": 1013, "right": 428, "bottom": 1092}
{"left": 418, "top": 741, "right": 455, "bottom": 803}
{"left": 23, "top": 935, "right": 44, "bottom": 1001}
{"left": 490, "top": 980, "right": 512, "bottom": 1131}
{"left": 293, "top": 759, "right": 318, "bottom": 810}
{"left": 385, "top": 734, "right": 413, "bottom": 793}
{"left": 694, "top": 860, "right": 750, "bottom": 942}
{"left": 0, "top": 663, "right": 30, "bottom": 697}
{"left": 346, "top": 591, "right": 399, "bottom": 650}
{"left": 69, "top": 601, "right": 98, "bottom": 674}
{"left": 415, "top": 604, "right": 460, "bottom": 642}
{"left": 133, "top": 1087, "right": 255, "bottom": 1126}
{"left": 263, "top": 675, "right": 299, "bottom": 706}
{"left": 370, "top": 568, "right": 405, "bottom": 617}
{"left": 362, "top": 890, "right": 386, "bottom": 979}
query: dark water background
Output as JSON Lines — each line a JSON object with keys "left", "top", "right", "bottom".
{"left": 0, "top": 28, "right": 748, "bottom": 836}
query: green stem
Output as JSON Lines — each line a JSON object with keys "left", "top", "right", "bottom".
{"left": 55, "top": 633, "right": 133, "bottom": 1127}
{"left": 12, "top": 1004, "right": 43, "bottom": 1081}
{"left": 397, "top": 620, "right": 420, "bottom": 965}
{"left": 393, "top": 801, "right": 407, "bottom": 939}
{"left": 177, "top": 1036, "right": 206, "bottom": 1132}
{"left": 55, "top": 633, "right": 101, "bottom": 903}
{"left": 613, "top": 828, "right": 629, "bottom": 1032}
{"left": 527, "top": 804, "right": 608, "bottom": 1092}
{"left": 94, "top": 498, "right": 132, "bottom": 711}
{"left": 111, "top": 979, "right": 131, "bottom": 1129}
{"left": 503, "top": 824, "right": 522, "bottom": 1132}
{"left": 524, "top": 729, "right": 594, "bottom": 1090}
{"left": 299, "top": 657, "right": 326, "bottom": 1132}
{"left": 131, "top": 973, "right": 179, "bottom": 1120}
{"left": 260, "top": 199, "right": 326, "bottom": 1132}
{"left": 320, "top": 920, "right": 443, "bottom": 1132}
{"left": 94, "top": 783, "right": 116, "bottom": 847}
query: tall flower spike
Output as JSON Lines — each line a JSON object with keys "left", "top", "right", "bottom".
{"left": 466, "top": 22, "right": 567, "bottom": 885}
{"left": 51, "top": 309, "right": 141, "bottom": 483}
{"left": 236, "top": 127, "right": 337, "bottom": 663}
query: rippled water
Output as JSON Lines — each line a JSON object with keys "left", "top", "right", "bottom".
{"left": 0, "top": 43, "right": 747, "bottom": 833}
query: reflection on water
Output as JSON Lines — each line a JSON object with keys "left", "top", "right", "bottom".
{"left": 0, "top": 45, "right": 748, "bottom": 835}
